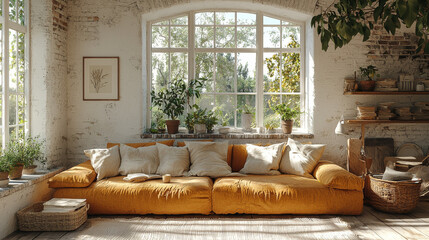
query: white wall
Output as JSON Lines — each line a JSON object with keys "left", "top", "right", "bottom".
{"left": 64, "top": 0, "right": 429, "bottom": 167}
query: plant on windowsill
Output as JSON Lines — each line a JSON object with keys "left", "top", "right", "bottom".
{"left": 272, "top": 102, "right": 301, "bottom": 134}
{"left": 264, "top": 115, "right": 280, "bottom": 134}
{"left": 239, "top": 104, "right": 255, "bottom": 132}
{"left": 153, "top": 110, "right": 166, "bottom": 134}
{"left": 359, "top": 65, "right": 378, "bottom": 91}
{"left": 188, "top": 106, "right": 207, "bottom": 134}
{"left": 204, "top": 111, "right": 218, "bottom": 134}
{"left": 215, "top": 109, "right": 232, "bottom": 134}
{"left": 0, "top": 156, "right": 12, "bottom": 187}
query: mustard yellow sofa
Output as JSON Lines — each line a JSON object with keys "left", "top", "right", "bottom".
{"left": 48, "top": 143, "right": 364, "bottom": 215}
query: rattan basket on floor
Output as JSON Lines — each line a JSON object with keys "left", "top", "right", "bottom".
{"left": 365, "top": 174, "right": 422, "bottom": 213}
{"left": 17, "top": 201, "right": 89, "bottom": 231}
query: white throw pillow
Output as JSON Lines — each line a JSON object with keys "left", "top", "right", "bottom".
{"left": 156, "top": 143, "right": 190, "bottom": 176}
{"left": 84, "top": 145, "right": 120, "bottom": 181}
{"left": 118, "top": 144, "right": 159, "bottom": 175}
{"left": 240, "top": 143, "right": 284, "bottom": 175}
{"left": 186, "top": 141, "right": 231, "bottom": 177}
{"left": 279, "top": 138, "right": 326, "bottom": 178}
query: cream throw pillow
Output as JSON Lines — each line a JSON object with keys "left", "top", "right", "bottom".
{"left": 280, "top": 138, "right": 326, "bottom": 178}
{"left": 240, "top": 143, "right": 284, "bottom": 175}
{"left": 118, "top": 144, "right": 159, "bottom": 175}
{"left": 84, "top": 145, "right": 120, "bottom": 181}
{"left": 186, "top": 141, "right": 231, "bottom": 177}
{"left": 156, "top": 143, "right": 190, "bottom": 176}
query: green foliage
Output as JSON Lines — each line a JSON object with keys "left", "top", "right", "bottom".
{"left": 214, "top": 108, "right": 232, "bottom": 127}
{"left": 359, "top": 65, "right": 378, "bottom": 81}
{"left": 204, "top": 111, "right": 218, "bottom": 133}
{"left": 311, "top": 0, "right": 429, "bottom": 53}
{"left": 185, "top": 105, "right": 207, "bottom": 132}
{"left": 3, "top": 135, "right": 45, "bottom": 168}
{"left": 264, "top": 115, "right": 280, "bottom": 130}
{"left": 0, "top": 156, "right": 12, "bottom": 172}
{"left": 153, "top": 110, "right": 166, "bottom": 130}
{"left": 240, "top": 104, "right": 255, "bottom": 114}
{"left": 272, "top": 101, "right": 301, "bottom": 121}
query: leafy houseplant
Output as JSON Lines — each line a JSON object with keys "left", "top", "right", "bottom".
{"left": 0, "top": 156, "right": 12, "bottom": 181}
{"left": 264, "top": 115, "right": 280, "bottom": 134}
{"left": 215, "top": 109, "right": 232, "bottom": 134}
{"left": 240, "top": 104, "right": 255, "bottom": 132}
{"left": 359, "top": 65, "right": 378, "bottom": 91}
{"left": 187, "top": 106, "right": 208, "bottom": 134}
{"left": 204, "top": 111, "right": 218, "bottom": 134}
{"left": 153, "top": 111, "right": 166, "bottom": 133}
{"left": 272, "top": 103, "right": 301, "bottom": 134}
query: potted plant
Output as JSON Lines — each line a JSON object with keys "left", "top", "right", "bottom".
{"left": 272, "top": 103, "right": 301, "bottom": 134}
{"left": 204, "top": 111, "right": 218, "bottom": 134}
{"left": 0, "top": 156, "right": 12, "bottom": 187}
{"left": 153, "top": 111, "right": 166, "bottom": 133}
{"left": 192, "top": 106, "right": 208, "bottom": 134}
{"left": 264, "top": 115, "right": 280, "bottom": 134}
{"left": 216, "top": 110, "right": 231, "bottom": 134}
{"left": 240, "top": 104, "right": 255, "bottom": 132}
{"left": 359, "top": 65, "right": 378, "bottom": 91}
{"left": 185, "top": 112, "right": 195, "bottom": 134}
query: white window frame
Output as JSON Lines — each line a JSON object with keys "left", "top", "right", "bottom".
{"left": 147, "top": 9, "right": 307, "bottom": 132}
{"left": 0, "top": 0, "right": 30, "bottom": 148}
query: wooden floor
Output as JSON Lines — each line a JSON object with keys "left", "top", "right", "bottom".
{"left": 5, "top": 201, "right": 429, "bottom": 240}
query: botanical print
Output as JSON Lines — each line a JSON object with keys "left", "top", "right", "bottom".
{"left": 89, "top": 65, "right": 112, "bottom": 93}
{"left": 83, "top": 57, "right": 119, "bottom": 101}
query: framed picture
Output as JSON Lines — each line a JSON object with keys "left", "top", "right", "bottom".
{"left": 83, "top": 57, "right": 119, "bottom": 101}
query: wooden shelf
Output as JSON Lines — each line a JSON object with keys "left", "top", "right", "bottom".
{"left": 344, "top": 91, "right": 429, "bottom": 95}
{"left": 346, "top": 119, "right": 429, "bottom": 124}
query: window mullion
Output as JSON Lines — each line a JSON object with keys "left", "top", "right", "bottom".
{"left": 2, "top": 0, "right": 10, "bottom": 148}
{"left": 189, "top": 12, "right": 194, "bottom": 110}
{"left": 256, "top": 12, "right": 263, "bottom": 128}
{"left": 24, "top": 0, "right": 30, "bottom": 134}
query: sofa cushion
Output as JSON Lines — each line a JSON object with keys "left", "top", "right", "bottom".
{"left": 177, "top": 141, "right": 233, "bottom": 167}
{"left": 119, "top": 144, "right": 159, "bottom": 175}
{"left": 313, "top": 161, "right": 364, "bottom": 191}
{"left": 85, "top": 145, "right": 121, "bottom": 181}
{"left": 239, "top": 143, "right": 284, "bottom": 175}
{"left": 53, "top": 176, "right": 213, "bottom": 215}
{"left": 231, "top": 143, "right": 285, "bottom": 172}
{"left": 186, "top": 141, "right": 232, "bottom": 177}
{"left": 106, "top": 140, "right": 174, "bottom": 149}
{"left": 156, "top": 143, "right": 189, "bottom": 176}
{"left": 48, "top": 161, "right": 96, "bottom": 188}
{"left": 212, "top": 175, "right": 363, "bottom": 215}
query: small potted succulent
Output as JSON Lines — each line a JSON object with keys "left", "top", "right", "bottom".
{"left": 240, "top": 104, "right": 255, "bottom": 132}
{"left": 272, "top": 103, "right": 301, "bottom": 134}
{"left": 359, "top": 65, "right": 378, "bottom": 91}
{"left": 0, "top": 156, "right": 12, "bottom": 187}
{"left": 264, "top": 115, "right": 280, "bottom": 134}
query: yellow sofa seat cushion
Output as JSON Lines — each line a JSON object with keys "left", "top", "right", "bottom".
{"left": 53, "top": 176, "right": 213, "bottom": 215}
{"left": 106, "top": 140, "right": 174, "bottom": 149}
{"left": 48, "top": 161, "right": 96, "bottom": 188}
{"left": 212, "top": 175, "right": 363, "bottom": 215}
{"left": 313, "top": 161, "right": 364, "bottom": 191}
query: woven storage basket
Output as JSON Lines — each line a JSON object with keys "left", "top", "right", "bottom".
{"left": 365, "top": 175, "right": 422, "bottom": 213}
{"left": 17, "top": 202, "right": 89, "bottom": 231}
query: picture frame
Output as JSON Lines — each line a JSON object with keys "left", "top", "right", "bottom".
{"left": 83, "top": 57, "right": 120, "bottom": 101}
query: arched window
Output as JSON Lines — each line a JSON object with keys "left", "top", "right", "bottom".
{"left": 149, "top": 10, "right": 305, "bottom": 131}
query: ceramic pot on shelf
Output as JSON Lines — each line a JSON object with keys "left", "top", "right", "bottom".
{"left": 194, "top": 124, "right": 207, "bottom": 134}
{"left": 9, "top": 163, "right": 24, "bottom": 180}
{"left": 165, "top": 120, "right": 180, "bottom": 134}
{"left": 241, "top": 114, "right": 253, "bottom": 132}
{"left": 359, "top": 80, "right": 376, "bottom": 91}
{"left": 23, "top": 165, "right": 37, "bottom": 175}
{"left": 281, "top": 120, "right": 293, "bottom": 134}
{"left": 218, "top": 127, "right": 230, "bottom": 134}
{"left": 0, "top": 171, "right": 9, "bottom": 187}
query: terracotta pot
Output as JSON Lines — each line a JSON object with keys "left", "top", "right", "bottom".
{"left": 241, "top": 114, "right": 253, "bottom": 131}
{"left": 9, "top": 164, "right": 24, "bottom": 180}
{"left": 23, "top": 165, "right": 37, "bottom": 175}
{"left": 0, "top": 171, "right": 9, "bottom": 181}
{"left": 359, "top": 80, "right": 376, "bottom": 91}
{"left": 194, "top": 124, "right": 207, "bottom": 134}
{"left": 281, "top": 120, "right": 293, "bottom": 134}
{"left": 166, "top": 120, "right": 180, "bottom": 134}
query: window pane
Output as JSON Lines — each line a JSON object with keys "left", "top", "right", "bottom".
{"left": 9, "top": 95, "right": 16, "bottom": 125}
{"left": 195, "top": 94, "right": 214, "bottom": 111}
{"left": 196, "top": 12, "right": 214, "bottom": 25}
{"left": 237, "top": 12, "right": 256, "bottom": 25}
{"left": 237, "top": 27, "right": 256, "bottom": 48}
{"left": 215, "top": 95, "right": 235, "bottom": 127}
{"left": 281, "top": 53, "right": 300, "bottom": 93}
{"left": 195, "top": 27, "right": 214, "bottom": 48}
{"left": 9, "top": 29, "right": 17, "bottom": 92}
{"left": 18, "top": 0, "right": 24, "bottom": 25}
{"left": 18, "top": 32, "right": 25, "bottom": 93}
{"left": 263, "top": 16, "right": 280, "bottom": 25}
{"left": 9, "top": 0, "right": 16, "bottom": 22}
{"left": 282, "top": 95, "right": 301, "bottom": 127}
{"left": 264, "top": 52, "right": 280, "bottom": 93}
{"left": 0, "top": 24, "right": 2, "bottom": 93}
{"left": 152, "top": 26, "right": 168, "bottom": 48}
{"left": 195, "top": 53, "right": 214, "bottom": 92}
{"left": 170, "top": 16, "right": 188, "bottom": 25}
{"left": 17, "top": 95, "right": 24, "bottom": 124}
{"left": 215, "top": 12, "right": 235, "bottom": 25}
{"left": 151, "top": 53, "right": 169, "bottom": 91}
{"left": 264, "top": 94, "right": 280, "bottom": 119}
{"left": 171, "top": 52, "right": 188, "bottom": 82}
{"left": 9, "top": 126, "right": 16, "bottom": 139}
{"left": 237, "top": 95, "right": 255, "bottom": 127}
{"left": 215, "top": 53, "right": 234, "bottom": 92}
{"left": 170, "top": 26, "right": 188, "bottom": 48}
{"left": 282, "top": 20, "right": 293, "bottom": 26}
{"left": 282, "top": 26, "right": 300, "bottom": 48}
{"left": 215, "top": 27, "right": 235, "bottom": 48}
{"left": 0, "top": 98, "right": 2, "bottom": 127}
{"left": 237, "top": 53, "right": 256, "bottom": 92}
{"left": 264, "top": 27, "right": 280, "bottom": 48}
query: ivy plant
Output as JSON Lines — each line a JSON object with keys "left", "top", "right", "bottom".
{"left": 311, "top": 0, "right": 429, "bottom": 53}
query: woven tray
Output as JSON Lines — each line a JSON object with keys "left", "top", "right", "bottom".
{"left": 365, "top": 175, "right": 422, "bottom": 213}
{"left": 17, "top": 201, "right": 89, "bottom": 231}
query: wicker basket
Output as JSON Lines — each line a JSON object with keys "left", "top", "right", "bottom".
{"left": 365, "top": 174, "right": 422, "bottom": 213}
{"left": 17, "top": 201, "right": 89, "bottom": 231}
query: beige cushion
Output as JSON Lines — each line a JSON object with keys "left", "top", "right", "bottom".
{"left": 118, "top": 144, "right": 158, "bottom": 175}
{"left": 280, "top": 138, "right": 326, "bottom": 178}
{"left": 156, "top": 143, "right": 190, "bottom": 176}
{"left": 186, "top": 141, "right": 231, "bottom": 177}
{"left": 240, "top": 143, "right": 284, "bottom": 175}
{"left": 84, "top": 145, "right": 120, "bottom": 181}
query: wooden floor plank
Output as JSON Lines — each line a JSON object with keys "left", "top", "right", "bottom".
{"left": 340, "top": 215, "right": 383, "bottom": 240}
{"left": 366, "top": 206, "right": 429, "bottom": 240}
{"left": 3, "top": 231, "right": 41, "bottom": 240}
{"left": 33, "top": 232, "right": 67, "bottom": 240}
{"left": 356, "top": 207, "right": 407, "bottom": 240}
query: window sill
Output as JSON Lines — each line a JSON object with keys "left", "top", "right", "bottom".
{"left": 141, "top": 132, "right": 313, "bottom": 139}
{"left": 0, "top": 168, "right": 64, "bottom": 199}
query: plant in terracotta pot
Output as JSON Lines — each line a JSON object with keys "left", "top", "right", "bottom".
{"left": 359, "top": 65, "right": 378, "bottom": 91}
{"left": 0, "top": 156, "right": 12, "bottom": 187}
{"left": 272, "top": 103, "right": 301, "bottom": 134}
{"left": 264, "top": 115, "right": 280, "bottom": 134}
{"left": 240, "top": 104, "right": 255, "bottom": 132}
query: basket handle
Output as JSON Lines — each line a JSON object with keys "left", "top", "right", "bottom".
{"left": 86, "top": 204, "right": 90, "bottom": 211}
